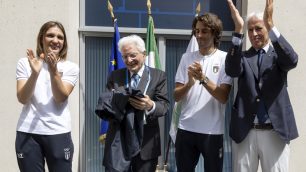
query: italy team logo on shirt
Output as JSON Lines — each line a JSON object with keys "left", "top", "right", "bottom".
{"left": 213, "top": 65, "right": 220, "bottom": 73}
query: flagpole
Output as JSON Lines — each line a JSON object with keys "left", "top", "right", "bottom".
{"left": 146, "top": 1, "right": 164, "bottom": 170}
{"left": 107, "top": 0, "right": 115, "bottom": 22}
{"left": 192, "top": 2, "right": 201, "bottom": 36}
{"left": 196, "top": 2, "right": 201, "bottom": 17}
{"left": 99, "top": 0, "right": 117, "bottom": 143}
{"left": 147, "top": 0, "right": 151, "bottom": 15}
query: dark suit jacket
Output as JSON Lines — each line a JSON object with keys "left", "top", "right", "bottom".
{"left": 100, "top": 66, "right": 169, "bottom": 171}
{"left": 225, "top": 35, "right": 298, "bottom": 144}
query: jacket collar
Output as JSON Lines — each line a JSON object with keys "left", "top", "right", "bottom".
{"left": 245, "top": 45, "right": 275, "bottom": 80}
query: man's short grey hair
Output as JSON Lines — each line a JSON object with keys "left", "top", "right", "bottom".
{"left": 118, "top": 34, "right": 146, "bottom": 53}
{"left": 246, "top": 12, "right": 264, "bottom": 23}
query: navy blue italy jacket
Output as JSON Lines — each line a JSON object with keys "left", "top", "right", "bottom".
{"left": 225, "top": 35, "right": 298, "bottom": 144}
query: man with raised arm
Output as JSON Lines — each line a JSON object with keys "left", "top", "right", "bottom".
{"left": 226, "top": 0, "right": 299, "bottom": 171}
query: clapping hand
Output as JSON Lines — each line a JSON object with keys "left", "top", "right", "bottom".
{"left": 186, "top": 63, "right": 198, "bottom": 87}
{"left": 188, "top": 62, "right": 205, "bottom": 82}
{"left": 44, "top": 52, "right": 59, "bottom": 74}
{"left": 27, "top": 49, "right": 43, "bottom": 75}
{"left": 264, "top": 0, "right": 274, "bottom": 31}
{"left": 227, "top": 0, "right": 244, "bottom": 34}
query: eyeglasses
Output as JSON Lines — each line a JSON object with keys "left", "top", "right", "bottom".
{"left": 122, "top": 52, "right": 141, "bottom": 60}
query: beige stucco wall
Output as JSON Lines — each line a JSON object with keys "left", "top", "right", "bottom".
{"left": 0, "top": 0, "right": 79, "bottom": 171}
{"left": 244, "top": 1, "right": 306, "bottom": 171}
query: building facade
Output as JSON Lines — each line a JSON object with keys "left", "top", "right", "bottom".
{"left": 0, "top": 0, "right": 305, "bottom": 171}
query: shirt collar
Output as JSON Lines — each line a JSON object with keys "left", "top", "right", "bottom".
{"left": 130, "top": 64, "right": 145, "bottom": 78}
{"left": 256, "top": 44, "right": 270, "bottom": 53}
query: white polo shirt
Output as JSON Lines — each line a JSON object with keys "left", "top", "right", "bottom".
{"left": 16, "top": 57, "right": 79, "bottom": 135}
{"left": 175, "top": 50, "right": 232, "bottom": 134}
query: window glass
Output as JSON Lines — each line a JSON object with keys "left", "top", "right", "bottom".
{"left": 86, "top": 0, "right": 235, "bottom": 30}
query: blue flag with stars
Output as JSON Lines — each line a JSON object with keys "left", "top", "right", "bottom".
{"left": 99, "top": 19, "right": 125, "bottom": 143}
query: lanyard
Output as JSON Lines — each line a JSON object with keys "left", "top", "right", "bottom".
{"left": 125, "top": 65, "right": 151, "bottom": 124}
{"left": 125, "top": 65, "right": 151, "bottom": 95}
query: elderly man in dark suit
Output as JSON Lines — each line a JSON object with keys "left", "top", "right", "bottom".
{"left": 226, "top": 0, "right": 298, "bottom": 171}
{"left": 96, "top": 34, "right": 169, "bottom": 172}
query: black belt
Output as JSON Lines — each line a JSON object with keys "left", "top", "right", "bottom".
{"left": 252, "top": 123, "right": 273, "bottom": 130}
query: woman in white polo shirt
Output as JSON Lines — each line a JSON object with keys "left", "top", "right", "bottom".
{"left": 15, "top": 21, "right": 79, "bottom": 172}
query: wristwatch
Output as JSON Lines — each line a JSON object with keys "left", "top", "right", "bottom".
{"left": 199, "top": 76, "right": 209, "bottom": 86}
{"left": 232, "top": 32, "right": 244, "bottom": 39}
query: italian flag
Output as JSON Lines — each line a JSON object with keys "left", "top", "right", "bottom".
{"left": 169, "top": 35, "right": 199, "bottom": 143}
{"left": 145, "top": 15, "right": 161, "bottom": 69}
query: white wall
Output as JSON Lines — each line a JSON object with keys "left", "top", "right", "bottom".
{"left": 0, "top": 0, "right": 79, "bottom": 171}
{"left": 245, "top": 1, "right": 306, "bottom": 171}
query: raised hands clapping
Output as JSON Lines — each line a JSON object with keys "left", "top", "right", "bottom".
{"left": 227, "top": 0, "right": 244, "bottom": 33}
{"left": 264, "top": 0, "right": 274, "bottom": 31}
{"left": 44, "top": 52, "right": 59, "bottom": 74}
{"left": 228, "top": 0, "right": 275, "bottom": 32}
{"left": 26, "top": 49, "right": 43, "bottom": 75}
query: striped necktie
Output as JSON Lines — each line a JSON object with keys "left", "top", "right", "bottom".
{"left": 131, "top": 73, "right": 140, "bottom": 88}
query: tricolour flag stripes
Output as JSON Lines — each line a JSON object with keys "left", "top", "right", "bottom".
{"left": 145, "top": 15, "right": 161, "bottom": 69}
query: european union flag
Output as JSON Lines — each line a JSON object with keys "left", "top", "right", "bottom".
{"left": 99, "top": 19, "right": 125, "bottom": 143}
{"left": 108, "top": 19, "right": 125, "bottom": 73}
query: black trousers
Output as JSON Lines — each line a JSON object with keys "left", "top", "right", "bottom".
{"left": 15, "top": 131, "right": 74, "bottom": 172}
{"left": 175, "top": 129, "right": 223, "bottom": 172}
{"left": 105, "top": 153, "right": 158, "bottom": 172}
{"left": 130, "top": 153, "right": 158, "bottom": 172}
